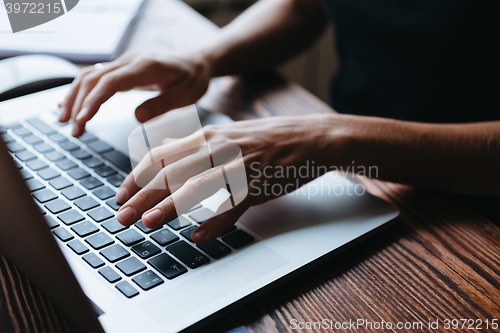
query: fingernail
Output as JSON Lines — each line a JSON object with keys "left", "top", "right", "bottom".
{"left": 116, "top": 187, "right": 128, "bottom": 203}
{"left": 117, "top": 206, "right": 135, "bottom": 225}
{"left": 75, "top": 108, "right": 88, "bottom": 122}
{"left": 143, "top": 209, "right": 163, "bottom": 227}
{"left": 192, "top": 228, "right": 208, "bottom": 243}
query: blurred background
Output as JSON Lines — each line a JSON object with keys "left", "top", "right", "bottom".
{"left": 185, "top": 0, "right": 338, "bottom": 102}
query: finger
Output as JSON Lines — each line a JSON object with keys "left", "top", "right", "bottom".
{"left": 74, "top": 63, "right": 155, "bottom": 128}
{"left": 70, "top": 59, "right": 133, "bottom": 136}
{"left": 192, "top": 199, "right": 249, "bottom": 244}
{"left": 117, "top": 145, "right": 215, "bottom": 225}
{"left": 134, "top": 86, "right": 193, "bottom": 123}
{"left": 162, "top": 137, "right": 175, "bottom": 145}
{"left": 140, "top": 168, "right": 228, "bottom": 229}
{"left": 125, "top": 129, "right": 206, "bottom": 193}
{"left": 59, "top": 66, "right": 93, "bottom": 122}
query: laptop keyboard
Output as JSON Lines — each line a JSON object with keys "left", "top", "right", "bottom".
{"left": 1, "top": 118, "right": 255, "bottom": 299}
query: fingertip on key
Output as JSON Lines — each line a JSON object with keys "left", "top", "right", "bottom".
{"left": 117, "top": 206, "right": 135, "bottom": 225}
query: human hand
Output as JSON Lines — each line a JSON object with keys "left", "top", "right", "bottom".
{"left": 58, "top": 52, "right": 211, "bottom": 137}
{"left": 114, "top": 114, "right": 347, "bottom": 245}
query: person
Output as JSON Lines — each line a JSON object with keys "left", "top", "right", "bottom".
{"left": 59, "top": 0, "right": 500, "bottom": 244}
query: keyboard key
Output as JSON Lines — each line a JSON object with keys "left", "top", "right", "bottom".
{"left": 20, "top": 169, "right": 33, "bottom": 180}
{"left": 49, "top": 177, "right": 73, "bottom": 190}
{"left": 58, "top": 210, "right": 85, "bottom": 226}
{"left": 180, "top": 226, "right": 197, "bottom": 243}
{"left": 37, "top": 204, "right": 46, "bottom": 215}
{"left": 82, "top": 252, "right": 105, "bottom": 269}
{"left": 45, "top": 199, "right": 71, "bottom": 214}
{"left": 197, "top": 239, "right": 231, "bottom": 259}
{"left": 12, "top": 126, "right": 32, "bottom": 137}
{"left": 14, "top": 160, "right": 22, "bottom": 169}
{"left": 2, "top": 133, "right": 15, "bottom": 143}
{"left": 71, "top": 221, "right": 99, "bottom": 237}
{"left": 37, "top": 168, "right": 60, "bottom": 180}
{"left": 88, "top": 140, "right": 113, "bottom": 154}
{"left": 116, "top": 229, "right": 144, "bottom": 246}
{"left": 85, "top": 232, "right": 114, "bottom": 250}
{"left": 71, "top": 220, "right": 99, "bottom": 237}
{"left": 106, "top": 199, "right": 121, "bottom": 211}
{"left": 26, "top": 159, "right": 48, "bottom": 171}
{"left": 44, "top": 216, "right": 59, "bottom": 229}
{"left": 71, "top": 149, "right": 92, "bottom": 160}
{"left": 25, "top": 179, "right": 45, "bottom": 192}
{"left": 134, "top": 220, "right": 157, "bottom": 233}
{"left": 166, "top": 241, "right": 209, "bottom": 269}
{"left": 15, "top": 151, "right": 36, "bottom": 162}
{"left": 55, "top": 159, "right": 77, "bottom": 171}
{"left": 115, "top": 281, "right": 139, "bottom": 298}
{"left": 88, "top": 207, "right": 114, "bottom": 222}
{"left": 82, "top": 157, "right": 104, "bottom": 168}
{"left": 100, "top": 244, "right": 130, "bottom": 263}
{"left": 78, "top": 132, "right": 98, "bottom": 143}
{"left": 102, "top": 218, "right": 128, "bottom": 234}
{"left": 116, "top": 257, "right": 146, "bottom": 276}
{"left": 33, "top": 143, "right": 54, "bottom": 154}
{"left": 102, "top": 151, "right": 132, "bottom": 173}
{"left": 221, "top": 230, "right": 255, "bottom": 249}
{"left": 93, "top": 186, "right": 115, "bottom": 200}
{"left": 26, "top": 118, "right": 56, "bottom": 135}
{"left": 59, "top": 141, "right": 79, "bottom": 151}
{"left": 106, "top": 174, "right": 125, "bottom": 187}
{"left": 74, "top": 197, "right": 99, "bottom": 211}
{"left": 80, "top": 177, "right": 103, "bottom": 190}
{"left": 23, "top": 134, "right": 43, "bottom": 145}
{"left": 32, "top": 188, "right": 57, "bottom": 203}
{"left": 61, "top": 186, "right": 86, "bottom": 200}
{"left": 148, "top": 253, "right": 187, "bottom": 279}
{"left": 67, "top": 168, "right": 90, "bottom": 180}
{"left": 53, "top": 228, "right": 74, "bottom": 242}
{"left": 95, "top": 165, "right": 116, "bottom": 177}
{"left": 6, "top": 142, "right": 26, "bottom": 153}
{"left": 150, "top": 229, "right": 179, "bottom": 246}
{"left": 132, "top": 271, "right": 163, "bottom": 291}
{"left": 131, "top": 241, "right": 161, "bottom": 259}
{"left": 67, "top": 240, "right": 89, "bottom": 255}
{"left": 167, "top": 216, "right": 191, "bottom": 230}
{"left": 98, "top": 266, "right": 122, "bottom": 283}
{"left": 45, "top": 151, "right": 65, "bottom": 162}
{"left": 188, "top": 207, "right": 213, "bottom": 223}
{"left": 48, "top": 133, "right": 67, "bottom": 143}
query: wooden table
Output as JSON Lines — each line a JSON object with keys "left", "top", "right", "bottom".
{"left": 2, "top": 1, "right": 500, "bottom": 332}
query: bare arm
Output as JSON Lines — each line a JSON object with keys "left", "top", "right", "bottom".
{"left": 338, "top": 116, "right": 500, "bottom": 195}
{"left": 60, "top": 0, "right": 328, "bottom": 136}
{"left": 197, "top": 0, "right": 328, "bottom": 77}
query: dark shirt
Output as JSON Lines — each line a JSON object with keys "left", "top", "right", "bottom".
{"left": 320, "top": 0, "right": 500, "bottom": 224}
{"left": 321, "top": 0, "right": 500, "bottom": 123}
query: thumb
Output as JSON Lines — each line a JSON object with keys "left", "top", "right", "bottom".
{"left": 135, "top": 89, "right": 191, "bottom": 123}
{"left": 191, "top": 200, "right": 249, "bottom": 245}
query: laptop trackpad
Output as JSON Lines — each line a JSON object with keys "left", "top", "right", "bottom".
{"left": 140, "top": 245, "right": 289, "bottom": 325}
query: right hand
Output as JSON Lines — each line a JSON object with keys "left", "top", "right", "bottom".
{"left": 58, "top": 52, "right": 211, "bottom": 137}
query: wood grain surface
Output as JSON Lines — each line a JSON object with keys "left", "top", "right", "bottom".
{"left": 1, "top": 1, "right": 499, "bottom": 332}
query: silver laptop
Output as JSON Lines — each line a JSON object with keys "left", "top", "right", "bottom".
{"left": 0, "top": 86, "right": 399, "bottom": 333}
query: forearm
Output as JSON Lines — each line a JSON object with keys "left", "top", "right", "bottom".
{"left": 193, "top": 0, "right": 327, "bottom": 77}
{"left": 329, "top": 115, "right": 500, "bottom": 195}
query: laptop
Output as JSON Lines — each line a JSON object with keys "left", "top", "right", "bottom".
{"left": 0, "top": 85, "right": 399, "bottom": 333}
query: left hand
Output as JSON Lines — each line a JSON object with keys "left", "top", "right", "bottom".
{"left": 114, "top": 114, "right": 349, "bottom": 244}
